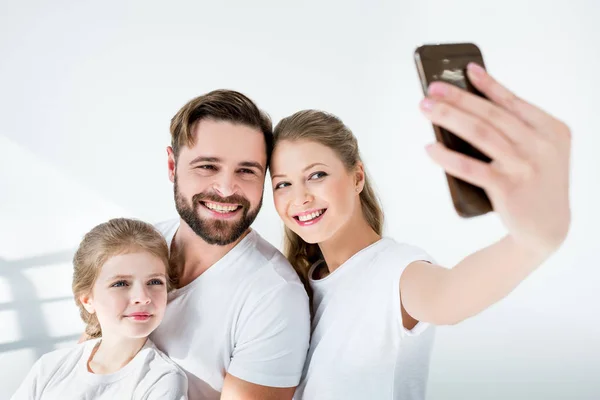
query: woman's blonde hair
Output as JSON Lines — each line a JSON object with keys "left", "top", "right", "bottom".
{"left": 72, "top": 218, "right": 171, "bottom": 338}
{"left": 273, "top": 110, "right": 384, "bottom": 299}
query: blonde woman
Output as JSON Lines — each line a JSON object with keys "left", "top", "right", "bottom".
{"left": 269, "top": 64, "right": 571, "bottom": 399}
{"left": 11, "top": 218, "right": 188, "bottom": 400}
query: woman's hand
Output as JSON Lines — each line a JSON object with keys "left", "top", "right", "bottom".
{"left": 420, "top": 63, "right": 571, "bottom": 256}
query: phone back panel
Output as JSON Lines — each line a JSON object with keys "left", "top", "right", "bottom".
{"left": 415, "top": 43, "right": 493, "bottom": 217}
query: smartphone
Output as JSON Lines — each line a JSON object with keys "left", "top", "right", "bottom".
{"left": 414, "top": 43, "right": 493, "bottom": 218}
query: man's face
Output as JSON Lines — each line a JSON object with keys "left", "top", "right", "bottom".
{"left": 169, "top": 119, "right": 267, "bottom": 245}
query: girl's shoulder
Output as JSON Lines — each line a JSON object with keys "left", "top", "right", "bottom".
{"left": 37, "top": 338, "right": 96, "bottom": 367}
{"left": 143, "top": 339, "right": 186, "bottom": 376}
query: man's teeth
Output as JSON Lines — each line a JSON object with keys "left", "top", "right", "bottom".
{"left": 204, "top": 202, "right": 239, "bottom": 213}
{"left": 298, "top": 210, "right": 324, "bottom": 222}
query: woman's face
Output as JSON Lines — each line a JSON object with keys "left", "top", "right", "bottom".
{"left": 80, "top": 251, "right": 168, "bottom": 340}
{"left": 270, "top": 139, "right": 363, "bottom": 244}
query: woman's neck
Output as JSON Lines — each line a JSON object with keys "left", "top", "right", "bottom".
{"left": 318, "top": 207, "right": 381, "bottom": 276}
{"left": 87, "top": 335, "right": 148, "bottom": 375}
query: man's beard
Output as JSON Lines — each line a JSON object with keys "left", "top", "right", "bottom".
{"left": 174, "top": 175, "right": 262, "bottom": 246}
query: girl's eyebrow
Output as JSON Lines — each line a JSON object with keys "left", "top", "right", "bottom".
{"left": 108, "top": 273, "right": 167, "bottom": 280}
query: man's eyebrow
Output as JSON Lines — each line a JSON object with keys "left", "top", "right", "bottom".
{"left": 189, "top": 156, "right": 221, "bottom": 165}
{"left": 239, "top": 161, "right": 265, "bottom": 173}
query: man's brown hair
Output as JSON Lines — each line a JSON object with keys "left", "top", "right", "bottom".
{"left": 170, "top": 89, "right": 273, "bottom": 166}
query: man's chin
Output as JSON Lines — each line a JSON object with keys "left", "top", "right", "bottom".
{"left": 200, "top": 230, "right": 246, "bottom": 246}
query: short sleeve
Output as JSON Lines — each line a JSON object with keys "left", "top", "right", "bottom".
{"left": 227, "top": 283, "right": 311, "bottom": 388}
{"left": 10, "top": 358, "right": 42, "bottom": 400}
{"left": 144, "top": 371, "right": 188, "bottom": 400}
{"left": 394, "top": 244, "right": 438, "bottom": 337}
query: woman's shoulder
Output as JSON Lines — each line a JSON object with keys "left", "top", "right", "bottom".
{"left": 376, "top": 237, "right": 436, "bottom": 266}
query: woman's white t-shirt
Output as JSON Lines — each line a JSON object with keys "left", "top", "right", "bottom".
{"left": 11, "top": 338, "right": 188, "bottom": 400}
{"left": 296, "top": 238, "right": 438, "bottom": 400}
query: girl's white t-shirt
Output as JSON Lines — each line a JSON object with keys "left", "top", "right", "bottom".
{"left": 11, "top": 338, "right": 188, "bottom": 400}
{"left": 296, "top": 238, "right": 438, "bottom": 400}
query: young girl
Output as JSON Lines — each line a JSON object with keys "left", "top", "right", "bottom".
{"left": 269, "top": 64, "right": 571, "bottom": 399}
{"left": 11, "top": 218, "right": 188, "bottom": 400}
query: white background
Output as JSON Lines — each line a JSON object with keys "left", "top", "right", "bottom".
{"left": 1, "top": 1, "right": 599, "bottom": 399}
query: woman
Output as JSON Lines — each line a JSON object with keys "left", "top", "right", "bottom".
{"left": 11, "top": 218, "right": 188, "bottom": 400}
{"left": 269, "top": 63, "right": 571, "bottom": 399}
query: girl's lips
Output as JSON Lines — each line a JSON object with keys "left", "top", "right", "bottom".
{"left": 125, "top": 312, "right": 152, "bottom": 321}
{"left": 127, "top": 312, "right": 150, "bottom": 317}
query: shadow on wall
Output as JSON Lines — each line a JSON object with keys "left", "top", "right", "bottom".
{"left": 0, "top": 250, "right": 81, "bottom": 359}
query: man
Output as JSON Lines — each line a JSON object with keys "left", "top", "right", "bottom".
{"left": 150, "top": 90, "right": 311, "bottom": 400}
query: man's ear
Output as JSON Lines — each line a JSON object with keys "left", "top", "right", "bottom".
{"left": 167, "top": 146, "right": 176, "bottom": 183}
{"left": 80, "top": 293, "right": 95, "bottom": 315}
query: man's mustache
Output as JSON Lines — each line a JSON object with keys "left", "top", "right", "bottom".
{"left": 191, "top": 192, "right": 250, "bottom": 208}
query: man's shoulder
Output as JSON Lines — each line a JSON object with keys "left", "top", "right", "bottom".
{"left": 247, "top": 230, "right": 304, "bottom": 288}
{"left": 153, "top": 218, "right": 179, "bottom": 238}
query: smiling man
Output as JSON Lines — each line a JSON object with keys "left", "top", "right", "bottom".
{"left": 150, "top": 90, "right": 311, "bottom": 400}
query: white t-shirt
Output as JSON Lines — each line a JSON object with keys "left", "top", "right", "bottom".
{"left": 11, "top": 338, "right": 188, "bottom": 400}
{"left": 296, "top": 238, "right": 438, "bottom": 400}
{"left": 150, "top": 219, "right": 311, "bottom": 400}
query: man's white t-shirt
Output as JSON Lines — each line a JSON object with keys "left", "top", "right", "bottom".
{"left": 11, "top": 338, "right": 187, "bottom": 400}
{"left": 296, "top": 238, "right": 438, "bottom": 400}
{"left": 150, "top": 219, "right": 311, "bottom": 400}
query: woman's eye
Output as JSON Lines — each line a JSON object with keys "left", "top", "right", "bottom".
{"left": 274, "top": 182, "right": 290, "bottom": 190}
{"left": 111, "top": 281, "right": 128, "bottom": 288}
{"left": 309, "top": 171, "right": 327, "bottom": 180}
{"left": 148, "top": 279, "right": 164, "bottom": 286}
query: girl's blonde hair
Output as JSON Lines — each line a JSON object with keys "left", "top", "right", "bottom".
{"left": 72, "top": 218, "right": 172, "bottom": 338}
{"left": 273, "top": 110, "right": 384, "bottom": 300}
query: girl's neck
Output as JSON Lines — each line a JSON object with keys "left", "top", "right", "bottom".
{"left": 87, "top": 335, "right": 148, "bottom": 375}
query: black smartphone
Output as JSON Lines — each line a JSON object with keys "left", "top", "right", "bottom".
{"left": 414, "top": 42, "right": 493, "bottom": 218}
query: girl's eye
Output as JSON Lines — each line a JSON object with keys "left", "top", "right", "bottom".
{"left": 309, "top": 171, "right": 327, "bottom": 180}
{"left": 274, "top": 182, "right": 290, "bottom": 190}
{"left": 111, "top": 280, "right": 128, "bottom": 288}
{"left": 148, "top": 279, "right": 164, "bottom": 286}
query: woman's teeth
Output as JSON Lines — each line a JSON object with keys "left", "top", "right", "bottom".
{"left": 298, "top": 210, "right": 324, "bottom": 222}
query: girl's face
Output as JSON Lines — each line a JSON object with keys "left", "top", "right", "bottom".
{"left": 270, "top": 139, "right": 363, "bottom": 244}
{"left": 80, "top": 251, "right": 168, "bottom": 340}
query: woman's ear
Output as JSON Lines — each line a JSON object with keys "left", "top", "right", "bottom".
{"left": 354, "top": 162, "right": 365, "bottom": 194}
{"left": 80, "top": 293, "right": 95, "bottom": 314}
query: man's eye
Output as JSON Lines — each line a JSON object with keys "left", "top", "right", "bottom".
{"left": 239, "top": 169, "right": 255, "bottom": 175}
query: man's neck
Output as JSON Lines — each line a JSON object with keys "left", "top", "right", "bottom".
{"left": 171, "top": 220, "right": 251, "bottom": 288}
{"left": 87, "top": 335, "right": 147, "bottom": 375}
